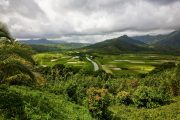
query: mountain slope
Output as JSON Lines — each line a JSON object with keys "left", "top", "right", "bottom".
{"left": 154, "top": 30, "right": 180, "bottom": 52}
{"left": 132, "top": 35, "right": 166, "bottom": 44}
{"left": 85, "top": 35, "right": 150, "bottom": 54}
{"left": 20, "top": 38, "right": 56, "bottom": 44}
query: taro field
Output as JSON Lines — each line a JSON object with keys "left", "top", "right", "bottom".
{"left": 95, "top": 54, "right": 180, "bottom": 76}
{"left": 33, "top": 53, "right": 93, "bottom": 70}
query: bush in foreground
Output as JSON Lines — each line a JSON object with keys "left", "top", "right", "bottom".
{"left": 0, "top": 85, "right": 26, "bottom": 119}
{"left": 86, "top": 87, "right": 112, "bottom": 120}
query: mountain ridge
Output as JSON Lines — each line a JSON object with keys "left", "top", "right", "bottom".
{"left": 84, "top": 35, "right": 151, "bottom": 54}
{"left": 19, "top": 38, "right": 66, "bottom": 44}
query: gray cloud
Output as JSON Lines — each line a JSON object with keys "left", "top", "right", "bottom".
{"left": 0, "top": 0, "right": 180, "bottom": 43}
{"left": 146, "top": 0, "right": 180, "bottom": 5}
{"left": 0, "top": 0, "right": 46, "bottom": 19}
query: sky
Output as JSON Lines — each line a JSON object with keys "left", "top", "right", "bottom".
{"left": 0, "top": 0, "right": 180, "bottom": 43}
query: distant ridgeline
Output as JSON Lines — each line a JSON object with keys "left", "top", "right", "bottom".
{"left": 83, "top": 30, "right": 180, "bottom": 54}
{"left": 19, "top": 30, "right": 180, "bottom": 54}
{"left": 19, "top": 38, "right": 90, "bottom": 52}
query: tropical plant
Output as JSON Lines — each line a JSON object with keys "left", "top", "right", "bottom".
{"left": 0, "top": 22, "right": 13, "bottom": 41}
{"left": 132, "top": 86, "right": 171, "bottom": 108}
{"left": 0, "top": 21, "right": 36, "bottom": 85}
{"left": 115, "top": 91, "right": 132, "bottom": 105}
{"left": 86, "top": 87, "right": 112, "bottom": 119}
{"left": 0, "top": 85, "right": 26, "bottom": 119}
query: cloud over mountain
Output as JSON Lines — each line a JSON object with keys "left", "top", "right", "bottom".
{"left": 0, "top": 0, "right": 180, "bottom": 43}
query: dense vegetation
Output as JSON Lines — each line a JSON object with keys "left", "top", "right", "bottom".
{"left": 0, "top": 21, "right": 180, "bottom": 120}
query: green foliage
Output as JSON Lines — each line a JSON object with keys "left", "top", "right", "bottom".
{"left": 133, "top": 86, "right": 171, "bottom": 108}
{"left": 10, "top": 86, "right": 93, "bottom": 120}
{"left": 93, "top": 70, "right": 114, "bottom": 81}
{"left": 171, "top": 64, "right": 180, "bottom": 96}
{"left": 115, "top": 91, "right": 132, "bottom": 105}
{"left": 6, "top": 73, "right": 35, "bottom": 86}
{"left": 0, "top": 23, "right": 37, "bottom": 86}
{"left": 149, "top": 62, "right": 176, "bottom": 74}
{"left": 0, "top": 85, "right": 26, "bottom": 120}
{"left": 0, "top": 23, "right": 180, "bottom": 120}
{"left": 86, "top": 87, "right": 112, "bottom": 119}
{"left": 37, "top": 64, "right": 79, "bottom": 81}
{"left": 109, "top": 96, "right": 180, "bottom": 120}
{"left": 35, "top": 53, "right": 180, "bottom": 120}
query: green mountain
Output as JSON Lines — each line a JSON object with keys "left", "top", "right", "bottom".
{"left": 29, "top": 43, "right": 90, "bottom": 52}
{"left": 20, "top": 38, "right": 61, "bottom": 44}
{"left": 153, "top": 30, "right": 180, "bottom": 52}
{"left": 85, "top": 35, "right": 150, "bottom": 54}
{"left": 132, "top": 35, "right": 166, "bottom": 44}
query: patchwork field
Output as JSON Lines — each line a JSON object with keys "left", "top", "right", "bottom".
{"left": 34, "top": 52, "right": 180, "bottom": 77}
{"left": 95, "top": 54, "right": 180, "bottom": 76}
{"left": 34, "top": 53, "right": 93, "bottom": 70}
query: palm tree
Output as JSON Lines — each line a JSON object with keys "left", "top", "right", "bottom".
{"left": 0, "top": 21, "right": 36, "bottom": 85}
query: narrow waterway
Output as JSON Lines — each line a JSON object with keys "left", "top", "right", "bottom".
{"left": 86, "top": 57, "right": 99, "bottom": 71}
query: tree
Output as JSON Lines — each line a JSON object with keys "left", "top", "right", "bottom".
{"left": 0, "top": 22, "right": 13, "bottom": 42}
{"left": 0, "top": 21, "right": 36, "bottom": 85}
{"left": 86, "top": 87, "right": 112, "bottom": 119}
{"left": 133, "top": 86, "right": 170, "bottom": 108}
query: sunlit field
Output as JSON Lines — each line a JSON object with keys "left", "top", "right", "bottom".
{"left": 34, "top": 52, "right": 180, "bottom": 78}
{"left": 34, "top": 52, "right": 93, "bottom": 71}
{"left": 95, "top": 54, "right": 180, "bottom": 76}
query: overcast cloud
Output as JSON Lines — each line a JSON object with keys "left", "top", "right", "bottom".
{"left": 0, "top": 0, "right": 180, "bottom": 43}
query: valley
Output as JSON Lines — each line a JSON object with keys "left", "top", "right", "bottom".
{"left": 34, "top": 51, "right": 180, "bottom": 77}
{"left": 1, "top": 5, "right": 180, "bottom": 119}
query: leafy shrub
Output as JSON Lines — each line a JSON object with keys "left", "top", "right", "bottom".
{"left": 66, "top": 84, "right": 86, "bottom": 104}
{"left": 86, "top": 87, "right": 112, "bottom": 119}
{"left": 115, "top": 91, "right": 132, "bottom": 105}
{"left": 37, "top": 66, "right": 51, "bottom": 75}
{"left": 0, "top": 85, "right": 26, "bottom": 119}
{"left": 109, "top": 97, "right": 180, "bottom": 120}
{"left": 6, "top": 73, "right": 35, "bottom": 86}
{"left": 133, "top": 86, "right": 171, "bottom": 108}
{"left": 150, "top": 62, "right": 176, "bottom": 74}
{"left": 93, "top": 70, "right": 114, "bottom": 81}
{"left": 79, "top": 68, "right": 93, "bottom": 75}
{"left": 10, "top": 86, "right": 93, "bottom": 120}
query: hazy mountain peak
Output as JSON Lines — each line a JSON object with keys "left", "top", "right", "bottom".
{"left": 120, "top": 35, "right": 128, "bottom": 38}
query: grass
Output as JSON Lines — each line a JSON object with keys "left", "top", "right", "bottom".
{"left": 34, "top": 53, "right": 70, "bottom": 66}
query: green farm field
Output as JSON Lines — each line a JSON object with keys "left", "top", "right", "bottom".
{"left": 34, "top": 52, "right": 93, "bottom": 71}
{"left": 34, "top": 52, "right": 180, "bottom": 77}
{"left": 95, "top": 53, "right": 180, "bottom": 76}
